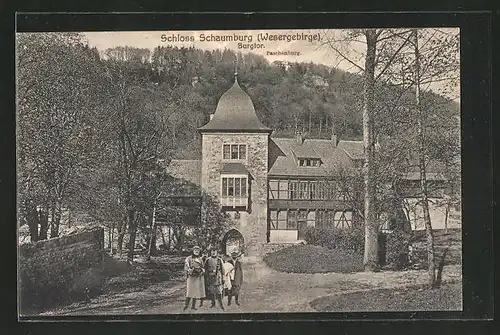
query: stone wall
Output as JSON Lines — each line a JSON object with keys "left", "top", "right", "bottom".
{"left": 201, "top": 133, "right": 269, "bottom": 256}
{"left": 19, "top": 228, "right": 105, "bottom": 314}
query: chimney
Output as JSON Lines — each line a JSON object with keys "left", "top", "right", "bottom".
{"left": 209, "top": 114, "right": 215, "bottom": 121}
{"left": 331, "top": 133, "right": 338, "bottom": 147}
{"left": 296, "top": 132, "right": 304, "bottom": 144}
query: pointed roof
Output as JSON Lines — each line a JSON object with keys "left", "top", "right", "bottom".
{"left": 198, "top": 76, "right": 272, "bottom": 133}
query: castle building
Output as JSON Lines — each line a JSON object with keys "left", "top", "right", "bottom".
{"left": 166, "top": 75, "right": 459, "bottom": 256}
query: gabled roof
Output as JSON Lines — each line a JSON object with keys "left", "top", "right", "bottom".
{"left": 268, "top": 138, "right": 356, "bottom": 177}
{"left": 337, "top": 140, "right": 364, "bottom": 160}
{"left": 198, "top": 78, "right": 272, "bottom": 133}
{"left": 166, "top": 159, "right": 202, "bottom": 188}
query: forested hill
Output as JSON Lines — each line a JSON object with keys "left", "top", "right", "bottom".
{"left": 103, "top": 45, "right": 459, "bottom": 159}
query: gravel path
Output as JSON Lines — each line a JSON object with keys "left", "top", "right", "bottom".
{"left": 41, "top": 256, "right": 462, "bottom": 315}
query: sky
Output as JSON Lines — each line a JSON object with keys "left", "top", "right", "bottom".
{"left": 82, "top": 29, "right": 459, "bottom": 101}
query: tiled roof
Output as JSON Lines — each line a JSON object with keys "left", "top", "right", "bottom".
{"left": 337, "top": 140, "right": 364, "bottom": 160}
{"left": 198, "top": 79, "right": 272, "bottom": 133}
{"left": 290, "top": 145, "right": 321, "bottom": 159}
{"left": 166, "top": 159, "right": 202, "bottom": 187}
{"left": 221, "top": 163, "right": 250, "bottom": 175}
{"left": 268, "top": 138, "right": 356, "bottom": 177}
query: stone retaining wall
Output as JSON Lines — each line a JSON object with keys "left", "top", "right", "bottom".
{"left": 19, "top": 228, "right": 105, "bottom": 314}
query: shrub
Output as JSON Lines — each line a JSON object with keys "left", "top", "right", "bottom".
{"left": 264, "top": 244, "right": 364, "bottom": 273}
{"left": 383, "top": 230, "right": 411, "bottom": 270}
{"left": 305, "top": 227, "right": 364, "bottom": 253}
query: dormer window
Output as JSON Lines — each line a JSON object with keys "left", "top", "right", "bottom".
{"left": 298, "top": 158, "right": 321, "bottom": 167}
{"left": 223, "top": 144, "right": 246, "bottom": 160}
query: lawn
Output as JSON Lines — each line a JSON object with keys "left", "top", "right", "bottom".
{"left": 263, "top": 244, "right": 364, "bottom": 274}
{"left": 310, "top": 282, "right": 462, "bottom": 312}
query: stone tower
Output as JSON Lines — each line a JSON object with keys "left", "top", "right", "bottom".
{"left": 198, "top": 74, "right": 272, "bottom": 256}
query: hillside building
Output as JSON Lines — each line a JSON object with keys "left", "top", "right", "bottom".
{"left": 166, "top": 75, "right": 460, "bottom": 256}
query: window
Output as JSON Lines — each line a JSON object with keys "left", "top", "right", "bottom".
{"left": 307, "top": 211, "right": 316, "bottom": 227}
{"left": 269, "top": 209, "right": 317, "bottom": 230}
{"left": 316, "top": 210, "right": 335, "bottom": 229}
{"left": 287, "top": 211, "right": 298, "bottom": 230}
{"left": 221, "top": 177, "right": 248, "bottom": 208}
{"left": 278, "top": 180, "right": 289, "bottom": 199}
{"left": 334, "top": 211, "right": 353, "bottom": 229}
{"left": 269, "top": 180, "right": 279, "bottom": 199}
{"left": 268, "top": 179, "right": 351, "bottom": 200}
{"left": 239, "top": 145, "right": 246, "bottom": 159}
{"left": 223, "top": 145, "right": 230, "bottom": 159}
{"left": 309, "top": 182, "right": 316, "bottom": 199}
{"left": 222, "top": 177, "right": 247, "bottom": 199}
{"left": 231, "top": 145, "right": 239, "bottom": 159}
{"left": 270, "top": 210, "right": 288, "bottom": 230}
{"left": 223, "top": 144, "right": 247, "bottom": 160}
{"left": 289, "top": 181, "right": 298, "bottom": 199}
{"left": 298, "top": 158, "right": 321, "bottom": 167}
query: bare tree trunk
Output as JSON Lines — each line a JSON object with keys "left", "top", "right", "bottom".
{"left": 67, "top": 209, "right": 72, "bottom": 228}
{"left": 414, "top": 29, "right": 436, "bottom": 288}
{"left": 26, "top": 202, "right": 39, "bottom": 242}
{"left": 108, "top": 225, "right": 112, "bottom": 251}
{"left": 444, "top": 203, "right": 449, "bottom": 234}
{"left": 50, "top": 200, "right": 62, "bottom": 238}
{"left": 110, "top": 221, "right": 115, "bottom": 253}
{"left": 319, "top": 117, "right": 323, "bottom": 135}
{"left": 126, "top": 209, "right": 137, "bottom": 263}
{"left": 363, "top": 29, "right": 379, "bottom": 271}
{"left": 147, "top": 200, "right": 158, "bottom": 261}
{"left": 117, "top": 216, "right": 126, "bottom": 255}
{"left": 160, "top": 225, "right": 167, "bottom": 247}
{"left": 38, "top": 207, "right": 49, "bottom": 240}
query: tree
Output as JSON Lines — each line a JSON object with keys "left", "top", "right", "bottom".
{"left": 17, "top": 32, "right": 108, "bottom": 241}
{"left": 319, "top": 29, "right": 415, "bottom": 271}
{"left": 410, "top": 29, "right": 459, "bottom": 287}
{"left": 372, "top": 28, "right": 459, "bottom": 286}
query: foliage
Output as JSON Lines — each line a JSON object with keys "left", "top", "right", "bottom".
{"left": 183, "top": 194, "right": 232, "bottom": 250}
{"left": 17, "top": 32, "right": 108, "bottom": 241}
{"left": 383, "top": 231, "right": 411, "bottom": 270}
{"left": 16, "top": 31, "right": 460, "bottom": 267}
{"left": 263, "top": 244, "right": 364, "bottom": 274}
{"left": 305, "top": 227, "right": 365, "bottom": 253}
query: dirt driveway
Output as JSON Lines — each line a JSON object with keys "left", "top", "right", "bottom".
{"left": 40, "top": 256, "right": 462, "bottom": 315}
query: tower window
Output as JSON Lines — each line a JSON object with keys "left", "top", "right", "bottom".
{"left": 221, "top": 176, "right": 248, "bottom": 209}
{"left": 223, "top": 144, "right": 247, "bottom": 160}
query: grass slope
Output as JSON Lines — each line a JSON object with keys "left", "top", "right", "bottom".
{"left": 263, "top": 244, "right": 364, "bottom": 274}
{"left": 310, "top": 282, "right": 462, "bottom": 312}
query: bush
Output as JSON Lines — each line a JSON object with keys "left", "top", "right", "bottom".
{"left": 383, "top": 230, "right": 411, "bottom": 270}
{"left": 305, "top": 227, "right": 364, "bottom": 253}
{"left": 264, "top": 244, "right": 364, "bottom": 273}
